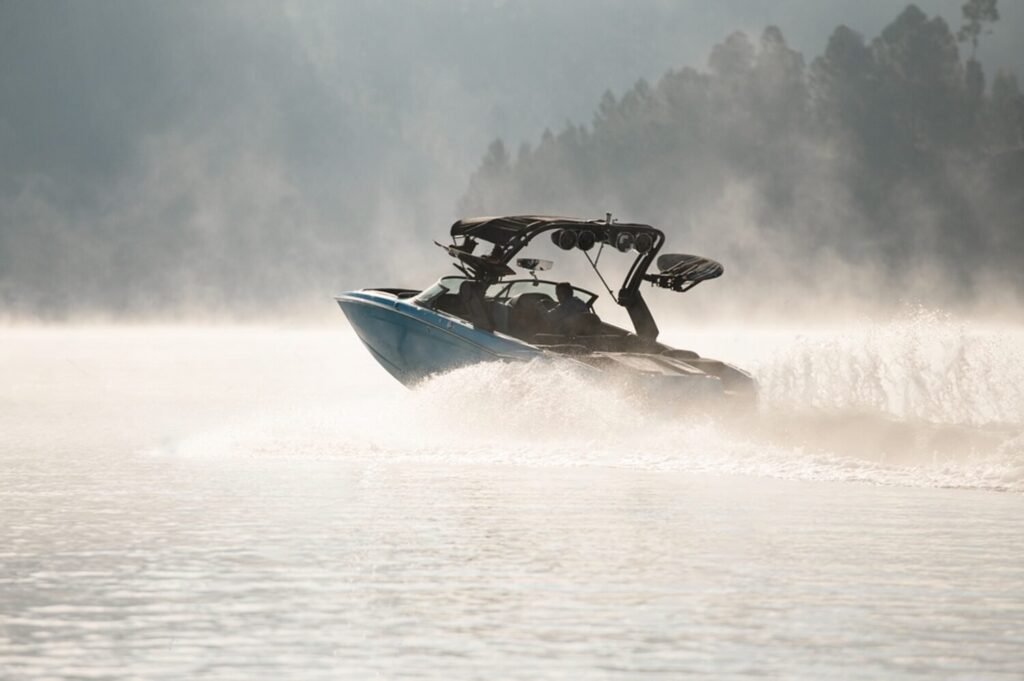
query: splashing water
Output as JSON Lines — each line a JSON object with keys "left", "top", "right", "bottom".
{"left": 750, "top": 310, "right": 1024, "bottom": 425}
{"left": 165, "top": 313, "right": 1024, "bottom": 493}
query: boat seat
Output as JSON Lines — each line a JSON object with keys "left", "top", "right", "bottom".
{"left": 459, "top": 281, "right": 493, "bottom": 331}
{"left": 487, "top": 301, "right": 512, "bottom": 334}
{"left": 508, "top": 292, "right": 554, "bottom": 338}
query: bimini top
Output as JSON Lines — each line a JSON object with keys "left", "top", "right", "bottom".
{"left": 451, "top": 215, "right": 662, "bottom": 246}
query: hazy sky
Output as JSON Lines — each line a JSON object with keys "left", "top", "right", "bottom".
{"left": 1, "top": 1, "right": 1022, "bottom": 310}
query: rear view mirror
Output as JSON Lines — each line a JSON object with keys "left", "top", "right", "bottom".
{"left": 516, "top": 258, "right": 553, "bottom": 272}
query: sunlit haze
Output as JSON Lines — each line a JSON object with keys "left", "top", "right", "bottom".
{"left": 2, "top": 2, "right": 1023, "bottom": 679}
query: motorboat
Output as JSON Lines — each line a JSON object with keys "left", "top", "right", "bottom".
{"left": 336, "top": 215, "right": 756, "bottom": 402}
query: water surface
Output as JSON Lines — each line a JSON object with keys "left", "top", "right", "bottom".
{"left": 2, "top": 322, "right": 1023, "bottom": 679}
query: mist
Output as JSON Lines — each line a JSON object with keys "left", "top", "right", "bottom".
{"left": 1, "top": 1, "right": 1022, "bottom": 320}
{"left": 5, "top": 6, "right": 1024, "bottom": 676}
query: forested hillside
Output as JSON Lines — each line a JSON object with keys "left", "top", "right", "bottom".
{"left": 462, "top": 3, "right": 1023, "bottom": 307}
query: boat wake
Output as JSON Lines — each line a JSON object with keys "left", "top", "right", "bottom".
{"left": 163, "top": 313, "right": 1024, "bottom": 493}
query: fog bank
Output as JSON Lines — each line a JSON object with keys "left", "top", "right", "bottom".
{"left": 1, "top": 1, "right": 1022, "bottom": 320}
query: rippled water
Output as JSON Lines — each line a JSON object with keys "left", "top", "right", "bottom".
{"left": 2, "top": 318, "right": 1023, "bottom": 679}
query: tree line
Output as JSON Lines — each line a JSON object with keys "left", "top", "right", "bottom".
{"left": 461, "top": 3, "right": 1023, "bottom": 306}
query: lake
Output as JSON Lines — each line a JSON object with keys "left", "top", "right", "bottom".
{"left": 2, "top": 320, "right": 1022, "bottom": 679}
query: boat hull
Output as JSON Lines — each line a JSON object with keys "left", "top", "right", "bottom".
{"left": 336, "top": 291, "right": 540, "bottom": 385}
{"left": 336, "top": 289, "right": 757, "bottom": 406}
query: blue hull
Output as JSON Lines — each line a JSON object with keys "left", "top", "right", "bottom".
{"left": 336, "top": 291, "right": 540, "bottom": 385}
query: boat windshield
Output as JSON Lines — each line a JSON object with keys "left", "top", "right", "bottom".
{"left": 413, "top": 276, "right": 598, "bottom": 308}
{"left": 413, "top": 275, "right": 468, "bottom": 305}
{"left": 484, "top": 280, "right": 598, "bottom": 307}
